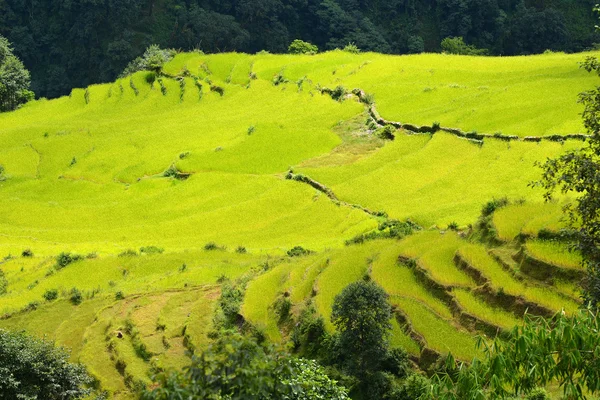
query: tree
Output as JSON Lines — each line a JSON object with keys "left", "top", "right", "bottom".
{"left": 430, "top": 310, "right": 600, "bottom": 399}
{"left": 331, "top": 280, "right": 392, "bottom": 376}
{"left": 143, "top": 330, "right": 349, "bottom": 400}
{"left": 536, "top": 56, "right": 600, "bottom": 309}
{"left": 441, "top": 36, "right": 488, "bottom": 55}
{"left": 0, "top": 35, "right": 33, "bottom": 112}
{"left": 120, "top": 45, "right": 176, "bottom": 77}
{"left": 0, "top": 329, "right": 92, "bottom": 399}
{"left": 288, "top": 39, "right": 319, "bottom": 54}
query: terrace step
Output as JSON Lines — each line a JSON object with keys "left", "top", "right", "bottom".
{"left": 514, "top": 247, "right": 586, "bottom": 283}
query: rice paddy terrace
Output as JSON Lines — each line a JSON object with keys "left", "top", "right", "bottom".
{"left": 0, "top": 50, "right": 595, "bottom": 398}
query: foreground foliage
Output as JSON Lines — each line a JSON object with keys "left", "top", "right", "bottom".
{"left": 431, "top": 309, "right": 600, "bottom": 399}
{"left": 538, "top": 55, "right": 600, "bottom": 308}
{"left": 0, "top": 329, "right": 92, "bottom": 399}
{"left": 143, "top": 330, "right": 349, "bottom": 400}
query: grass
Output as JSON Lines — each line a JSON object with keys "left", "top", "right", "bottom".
{"left": 493, "top": 201, "right": 568, "bottom": 241}
{"left": 525, "top": 240, "right": 584, "bottom": 270}
{"left": 395, "top": 231, "right": 475, "bottom": 287}
{"left": 392, "top": 296, "right": 480, "bottom": 361}
{"left": 458, "top": 244, "right": 580, "bottom": 313}
{"left": 0, "top": 50, "right": 594, "bottom": 396}
{"left": 453, "top": 288, "right": 521, "bottom": 330}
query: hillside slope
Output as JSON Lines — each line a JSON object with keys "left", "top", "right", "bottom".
{"left": 0, "top": 50, "right": 593, "bottom": 398}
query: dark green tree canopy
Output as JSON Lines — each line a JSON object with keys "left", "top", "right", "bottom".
{"left": 331, "top": 279, "right": 392, "bottom": 375}
{"left": 0, "top": 329, "right": 92, "bottom": 399}
{"left": 0, "top": 35, "right": 33, "bottom": 112}
{"left": 1, "top": 0, "right": 597, "bottom": 98}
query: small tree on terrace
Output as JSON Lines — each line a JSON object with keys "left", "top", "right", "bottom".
{"left": 331, "top": 279, "right": 392, "bottom": 377}
{"left": 288, "top": 39, "right": 319, "bottom": 55}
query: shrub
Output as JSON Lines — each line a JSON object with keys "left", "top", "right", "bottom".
{"left": 273, "top": 296, "right": 292, "bottom": 322}
{"left": 392, "top": 373, "right": 431, "bottom": 399}
{"left": 69, "top": 288, "right": 83, "bottom": 305}
{"left": 55, "top": 252, "right": 83, "bottom": 270}
{"left": 288, "top": 39, "right": 318, "bottom": 55}
{"left": 448, "top": 221, "right": 459, "bottom": 231}
{"left": 139, "top": 245, "right": 164, "bottom": 255}
{"left": 204, "top": 242, "right": 224, "bottom": 251}
{"left": 236, "top": 246, "right": 247, "bottom": 254}
{"left": 432, "top": 121, "right": 441, "bottom": 132}
{"left": 247, "top": 125, "right": 255, "bottom": 135}
{"left": 0, "top": 269, "right": 7, "bottom": 295}
{"left": 377, "top": 125, "right": 396, "bottom": 141}
{"left": 526, "top": 388, "right": 550, "bottom": 400}
{"left": 287, "top": 246, "right": 312, "bottom": 257}
{"left": 115, "top": 291, "right": 125, "bottom": 300}
{"left": 343, "top": 43, "right": 361, "bottom": 54}
{"left": 441, "top": 37, "right": 488, "bottom": 56}
{"left": 330, "top": 85, "right": 348, "bottom": 101}
{"left": 481, "top": 197, "right": 509, "bottom": 217}
{"left": 121, "top": 45, "right": 175, "bottom": 76}
{"left": 21, "top": 248, "right": 33, "bottom": 257}
{"left": 272, "top": 73, "right": 288, "bottom": 86}
{"left": 43, "top": 289, "right": 58, "bottom": 301}
{"left": 118, "top": 249, "right": 138, "bottom": 257}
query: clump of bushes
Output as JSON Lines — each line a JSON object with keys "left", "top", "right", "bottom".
{"left": 376, "top": 125, "right": 396, "bottom": 140}
{"left": 139, "top": 246, "right": 164, "bottom": 255}
{"left": 441, "top": 37, "right": 489, "bottom": 56}
{"left": 69, "top": 287, "right": 83, "bottom": 305}
{"left": 121, "top": 44, "right": 175, "bottom": 76}
{"left": 204, "top": 242, "right": 225, "bottom": 251}
{"left": 343, "top": 43, "right": 361, "bottom": 54}
{"left": 346, "top": 219, "right": 419, "bottom": 245}
{"left": 481, "top": 197, "right": 509, "bottom": 217}
{"left": 272, "top": 73, "right": 288, "bottom": 86}
{"left": 235, "top": 246, "right": 247, "bottom": 254}
{"left": 288, "top": 39, "right": 318, "bottom": 55}
{"left": 0, "top": 269, "right": 7, "bottom": 295}
{"left": 118, "top": 249, "right": 138, "bottom": 257}
{"left": 43, "top": 289, "right": 58, "bottom": 301}
{"left": 55, "top": 252, "right": 83, "bottom": 270}
{"left": 287, "top": 246, "right": 312, "bottom": 257}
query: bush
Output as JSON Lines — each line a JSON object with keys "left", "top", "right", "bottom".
{"left": 0, "top": 329, "right": 92, "bottom": 399}
{"left": 115, "top": 291, "right": 125, "bottom": 300}
{"left": 448, "top": 221, "right": 459, "bottom": 231}
{"left": 343, "top": 43, "right": 361, "bottom": 54}
{"left": 55, "top": 252, "right": 83, "bottom": 270}
{"left": 139, "top": 245, "right": 164, "bottom": 255}
{"left": 43, "top": 289, "right": 58, "bottom": 301}
{"left": 21, "top": 249, "right": 33, "bottom": 257}
{"left": 441, "top": 37, "right": 488, "bottom": 56}
{"left": 287, "top": 246, "right": 312, "bottom": 257}
{"left": 236, "top": 246, "right": 247, "bottom": 254}
{"left": 392, "top": 373, "right": 431, "bottom": 399}
{"left": 288, "top": 39, "right": 318, "bottom": 55}
{"left": 481, "top": 197, "right": 509, "bottom": 217}
{"left": 526, "top": 388, "right": 550, "bottom": 400}
{"left": 377, "top": 125, "right": 396, "bottom": 141}
{"left": 0, "top": 269, "right": 7, "bottom": 295}
{"left": 274, "top": 296, "right": 292, "bottom": 322}
{"left": 204, "top": 242, "right": 224, "bottom": 251}
{"left": 118, "top": 249, "right": 138, "bottom": 257}
{"left": 69, "top": 287, "right": 83, "bottom": 305}
{"left": 330, "top": 85, "right": 348, "bottom": 101}
{"left": 121, "top": 45, "right": 175, "bottom": 76}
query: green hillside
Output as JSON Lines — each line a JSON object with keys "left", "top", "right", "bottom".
{"left": 0, "top": 50, "right": 593, "bottom": 398}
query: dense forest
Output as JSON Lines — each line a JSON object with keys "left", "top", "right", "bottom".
{"left": 0, "top": 0, "right": 599, "bottom": 98}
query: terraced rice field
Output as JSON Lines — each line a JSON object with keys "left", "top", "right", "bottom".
{"left": 0, "top": 50, "right": 593, "bottom": 397}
